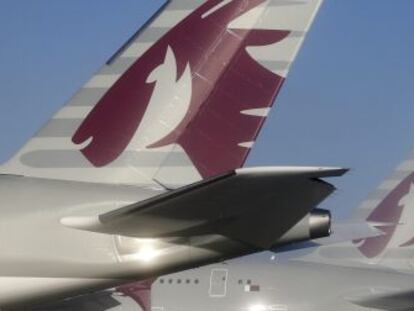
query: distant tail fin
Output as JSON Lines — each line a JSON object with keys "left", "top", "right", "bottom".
{"left": 308, "top": 151, "right": 414, "bottom": 271}
{"left": 1, "top": 0, "right": 324, "bottom": 187}
{"left": 353, "top": 152, "right": 414, "bottom": 265}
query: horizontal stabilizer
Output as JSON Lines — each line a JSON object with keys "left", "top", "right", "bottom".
{"left": 62, "top": 166, "right": 347, "bottom": 249}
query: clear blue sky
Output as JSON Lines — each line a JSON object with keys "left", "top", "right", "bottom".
{"left": 0, "top": 0, "right": 414, "bottom": 219}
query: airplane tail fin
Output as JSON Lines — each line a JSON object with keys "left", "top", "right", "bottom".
{"left": 351, "top": 150, "right": 414, "bottom": 267}
{"left": 1, "top": 0, "right": 324, "bottom": 187}
{"left": 307, "top": 150, "right": 414, "bottom": 271}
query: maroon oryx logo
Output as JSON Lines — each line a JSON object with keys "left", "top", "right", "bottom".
{"left": 72, "top": 0, "right": 290, "bottom": 177}
{"left": 355, "top": 172, "right": 414, "bottom": 258}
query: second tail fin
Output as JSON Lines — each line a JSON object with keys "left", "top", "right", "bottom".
{"left": 307, "top": 151, "right": 414, "bottom": 271}
{"left": 353, "top": 152, "right": 414, "bottom": 266}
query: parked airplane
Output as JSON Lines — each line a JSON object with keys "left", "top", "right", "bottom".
{"left": 33, "top": 152, "right": 414, "bottom": 311}
{"left": 0, "top": 0, "right": 344, "bottom": 309}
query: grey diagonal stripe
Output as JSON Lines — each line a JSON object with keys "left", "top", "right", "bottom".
{"left": 258, "top": 60, "right": 290, "bottom": 70}
{"left": 69, "top": 89, "right": 108, "bottom": 107}
{"left": 268, "top": 0, "right": 309, "bottom": 6}
{"left": 100, "top": 57, "right": 137, "bottom": 75}
{"left": 21, "top": 150, "right": 191, "bottom": 168}
{"left": 166, "top": 0, "right": 205, "bottom": 10}
{"left": 37, "top": 119, "right": 83, "bottom": 137}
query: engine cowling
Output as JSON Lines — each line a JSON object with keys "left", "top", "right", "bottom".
{"left": 274, "top": 208, "right": 331, "bottom": 247}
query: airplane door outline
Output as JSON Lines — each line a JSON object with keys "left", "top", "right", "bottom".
{"left": 209, "top": 268, "right": 228, "bottom": 298}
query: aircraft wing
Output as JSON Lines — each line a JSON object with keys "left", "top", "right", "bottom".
{"left": 62, "top": 167, "right": 346, "bottom": 249}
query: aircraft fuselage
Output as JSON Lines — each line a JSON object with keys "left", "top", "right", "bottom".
{"left": 0, "top": 175, "right": 252, "bottom": 309}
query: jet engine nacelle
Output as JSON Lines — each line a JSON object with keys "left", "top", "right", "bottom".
{"left": 275, "top": 208, "right": 331, "bottom": 246}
